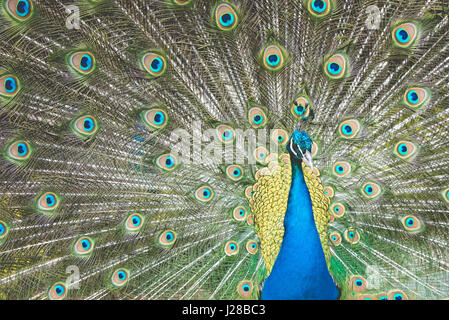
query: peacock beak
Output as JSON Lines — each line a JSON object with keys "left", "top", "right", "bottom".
{"left": 302, "top": 150, "right": 314, "bottom": 171}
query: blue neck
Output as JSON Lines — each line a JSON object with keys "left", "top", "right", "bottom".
{"left": 261, "top": 157, "right": 339, "bottom": 300}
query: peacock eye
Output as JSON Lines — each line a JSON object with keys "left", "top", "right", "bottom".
{"left": 392, "top": 22, "right": 419, "bottom": 48}
{"left": 344, "top": 228, "right": 360, "bottom": 244}
{"left": 48, "top": 282, "right": 67, "bottom": 300}
{"left": 263, "top": 44, "right": 285, "bottom": 71}
{"left": 394, "top": 141, "right": 417, "bottom": 160}
{"left": 237, "top": 281, "right": 253, "bottom": 298}
{"left": 124, "top": 213, "right": 144, "bottom": 232}
{"left": 443, "top": 188, "right": 449, "bottom": 204}
{"left": 141, "top": 52, "right": 167, "bottom": 77}
{"left": 36, "top": 192, "right": 61, "bottom": 214}
{"left": 248, "top": 106, "right": 267, "bottom": 128}
{"left": 291, "top": 96, "right": 311, "bottom": 119}
{"left": 246, "top": 240, "right": 258, "bottom": 254}
{"left": 0, "top": 74, "right": 20, "bottom": 97}
{"left": 195, "top": 186, "right": 214, "bottom": 202}
{"left": 403, "top": 87, "right": 430, "bottom": 109}
{"left": 401, "top": 215, "right": 423, "bottom": 233}
{"left": 216, "top": 125, "right": 235, "bottom": 144}
{"left": 253, "top": 146, "right": 268, "bottom": 164}
{"left": 69, "top": 52, "right": 96, "bottom": 75}
{"left": 350, "top": 276, "right": 367, "bottom": 293}
{"left": 338, "top": 119, "right": 361, "bottom": 139}
{"left": 226, "top": 165, "right": 244, "bottom": 181}
{"left": 71, "top": 115, "right": 99, "bottom": 138}
{"left": 388, "top": 290, "right": 408, "bottom": 300}
{"left": 362, "top": 182, "right": 381, "bottom": 199}
{"left": 246, "top": 215, "right": 254, "bottom": 226}
{"left": 307, "top": 0, "right": 331, "bottom": 17}
{"left": 330, "top": 203, "right": 345, "bottom": 218}
{"left": 215, "top": 2, "right": 238, "bottom": 31}
{"left": 324, "top": 53, "right": 348, "bottom": 80}
{"left": 5, "top": 140, "right": 32, "bottom": 162}
{"left": 173, "top": 0, "right": 192, "bottom": 5}
{"left": 224, "top": 241, "right": 239, "bottom": 256}
{"left": 156, "top": 153, "right": 178, "bottom": 172}
{"left": 323, "top": 186, "right": 335, "bottom": 198}
{"left": 237, "top": 280, "right": 254, "bottom": 299}
{"left": 329, "top": 232, "right": 341, "bottom": 246}
{"left": 73, "top": 236, "right": 95, "bottom": 256}
{"left": 158, "top": 230, "right": 177, "bottom": 246}
{"left": 332, "top": 161, "right": 351, "bottom": 177}
{"left": 271, "top": 129, "right": 288, "bottom": 146}
{"left": 141, "top": 108, "right": 168, "bottom": 130}
{"left": 111, "top": 268, "right": 130, "bottom": 287}
{"left": 0, "top": 221, "right": 9, "bottom": 240}
{"left": 4, "top": 0, "right": 33, "bottom": 21}
{"left": 232, "top": 206, "right": 247, "bottom": 221}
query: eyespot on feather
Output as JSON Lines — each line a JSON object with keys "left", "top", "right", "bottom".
{"left": 48, "top": 282, "right": 67, "bottom": 300}
{"left": 237, "top": 280, "right": 253, "bottom": 298}
{"left": 5, "top": 139, "right": 32, "bottom": 162}
{"left": 324, "top": 53, "right": 348, "bottom": 80}
{"left": 393, "top": 141, "right": 418, "bottom": 160}
{"left": 124, "top": 213, "right": 144, "bottom": 232}
{"left": 232, "top": 206, "right": 247, "bottom": 221}
{"left": 271, "top": 129, "right": 288, "bottom": 146}
{"left": 401, "top": 215, "right": 423, "bottom": 233}
{"left": 291, "top": 96, "right": 311, "bottom": 119}
{"left": 71, "top": 115, "right": 99, "bottom": 138}
{"left": 226, "top": 165, "right": 244, "bottom": 181}
{"left": 195, "top": 186, "right": 214, "bottom": 202}
{"left": 338, "top": 119, "right": 360, "bottom": 139}
{"left": 141, "top": 108, "right": 168, "bottom": 130}
{"left": 262, "top": 44, "right": 285, "bottom": 71}
{"left": 141, "top": 52, "right": 167, "bottom": 77}
{"left": 403, "top": 87, "right": 430, "bottom": 109}
{"left": 392, "top": 22, "right": 419, "bottom": 48}
{"left": 111, "top": 268, "right": 130, "bottom": 287}
{"left": 332, "top": 161, "right": 351, "bottom": 177}
{"left": 361, "top": 182, "right": 381, "bottom": 199}
{"left": 68, "top": 51, "right": 96, "bottom": 75}
{"left": 224, "top": 240, "right": 239, "bottom": 256}
{"left": 330, "top": 203, "right": 345, "bottom": 218}
{"left": 215, "top": 2, "right": 238, "bottom": 31}
{"left": 246, "top": 215, "right": 254, "bottom": 226}
{"left": 158, "top": 230, "right": 177, "bottom": 246}
{"left": 388, "top": 289, "right": 408, "bottom": 300}
{"left": 329, "top": 232, "right": 341, "bottom": 246}
{"left": 443, "top": 188, "right": 449, "bottom": 204}
{"left": 156, "top": 153, "right": 178, "bottom": 172}
{"left": 248, "top": 106, "right": 267, "bottom": 128}
{"left": 349, "top": 276, "right": 368, "bottom": 293}
{"left": 323, "top": 186, "right": 335, "bottom": 198}
{"left": 0, "top": 221, "right": 9, "bottom": 240}
{"left": 307, "top": 0, "right": 332, "bottom": 18}
{"left": 344, "top": 228, "right": 360, "bottom": 244}
{"left": 0, "top": 74, "right": 21, "bottom": 97}
{"left": 73, "top": 236, "right": 95, "bottom": 256}
{"left": 35, "top": 192, "right": 61, "bottom": 215}
{"left": 216, "top": 124, "right": 235, "bottom": 144}
{"left": 253, "top": 146, "right": 269, "bottom": 164}
{"left": 245, "top": 186, "right": 254, "bottom": 199}
{"left": 4, "top": 0, "right": 34, "bottom": 21}
{"left": 173, "top": 0, "right": 192, "bottom": 5}
{"left": 246, "top": 240, "right": 258, "bottom": 255}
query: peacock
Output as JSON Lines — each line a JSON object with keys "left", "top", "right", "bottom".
{"left": 0, "top": 0, "right": 449, "bottom": 301}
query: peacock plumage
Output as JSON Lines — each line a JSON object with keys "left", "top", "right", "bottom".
{"left": 0, "top": 0, "right": 449, "bottom": 301}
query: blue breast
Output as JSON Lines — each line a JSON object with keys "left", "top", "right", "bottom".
{"left": 261, "top": 160, "right": 339, "bottom": 300}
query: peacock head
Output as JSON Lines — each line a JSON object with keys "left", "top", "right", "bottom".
{"left": 287, "top": 130, "right": 314, "bottom": 169}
